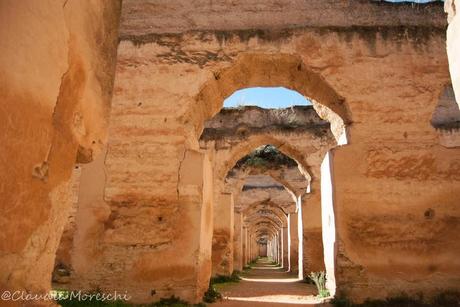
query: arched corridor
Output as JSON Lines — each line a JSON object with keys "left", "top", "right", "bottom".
{"left": 1, "top": 1, "right": 460, "bottom": 306}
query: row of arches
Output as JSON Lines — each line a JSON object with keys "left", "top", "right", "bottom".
{"left": 49, "top": 47, "right": 459, "bottom": 305}
{"left": 2, "top": 1, "right": 459, "bottom": 306}
{"left": 197, "top": 56, "right": 348, "bottom": 300}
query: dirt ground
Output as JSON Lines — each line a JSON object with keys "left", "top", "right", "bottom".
{"left": 212, "top": 258, "right": 331, "bottom": 307}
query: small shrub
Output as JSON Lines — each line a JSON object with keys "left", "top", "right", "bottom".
{"left": 308, "top": 271, "right": 330, "bottom": 298}
{"left": 202, "top": 282, "right": 222, "bottom": 303}
{"left": 248, "top": 258, "right": 258, "bottom": 265}
{"left": 210, "top": 271, "right": 241, "bottom": 284}
{"left": 151, "top": 295, "right": 204, "bottom": 306}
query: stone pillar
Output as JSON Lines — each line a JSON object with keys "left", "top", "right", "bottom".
{"left": 276, "top": 229, "right": 283, "bottom": 266}
{"left": 81, "top": 149, "right": 213, "bottom": 303}
{"left": 446, "top": 0, "right": 460, "bottom": 108}
{"left": 283, "top": 226, "right": 289, "bottom": 270}
{"left": 275, "top": 233, "right": 280, "bottom": 264}
{"left": 289, "top": 213, "right": 299, "bottom": 274}
{"left": 321, "top": 151, "right": 337, "bottom": 296}
{"left": 242, "top": 226, "right": 248, "bottom": 265}
{"left": 171, "top": 150, "right": 214, "bottom": 302}
{"left": 233, "top": 212, "right": 243, "bottom": 271}
{"left": 212, "top": 193, "right": 234, "bottom": 276}
{"left": 302, "top": 186, "right": 325, "bottom": 277}
{"left": 0, "top": 2, "right": 121, "bottom": 305}
{"left": 297, "top": 196, "right": 304, "bottom": 280}
{"left": 248, "top": 233, "right": 251, "bottom": 263}
{"left": 70, "top": 148, "right": 111, "bottom": 289}
{"left": 259, "top": 243, "right": 267, "bottom": 256}
{"left": 252, "top": 235, "right": 257, "bottom": 262}
{"left": 250, "top": 234, "right": 254, "bottom": 262}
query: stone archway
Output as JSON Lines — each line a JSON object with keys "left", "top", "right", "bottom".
{"left": 200, "top": 103, "right": 340, "bottom": 286}
{"left": 191, "top": 53, "right": 351, "bottom": 139}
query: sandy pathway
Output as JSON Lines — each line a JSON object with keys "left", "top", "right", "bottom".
{"left": 212, "top": 258, "right": 331, "bottom": 307}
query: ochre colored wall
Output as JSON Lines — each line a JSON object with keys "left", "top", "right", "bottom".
{"left": 0, "top": 0, "right": 121, "bottom": 303}
{"left": 52, "top": 1, "right": 459, "bottom": 304}
{"left": 101, "top": 28, "right": 459, "bottom": 302}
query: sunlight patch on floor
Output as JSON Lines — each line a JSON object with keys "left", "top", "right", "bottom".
{"left": 240, "top": 277, "right": 301, "bottom": 283}
{"left": 249, "top": 266, "right": 283, "bottom": 270}
{"left": 225, "top": 294, "right": 323, "bottom": 304}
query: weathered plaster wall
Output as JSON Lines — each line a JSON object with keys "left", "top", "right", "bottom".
{"left": 431, "top": 85, "right": 460, "bottom": 148}
{"left": 120, "top": 0, "right": 445, "bottom": 35}
{"left": 53, "top": 166, "right": 82, "bottom": 285}
{"left": 74, "top": 0, "right": 459, "bottom": 303}
{"left": 289, "top": 213, "right": 300, "bottom": 274}
{"left": 201, "top": 106, "right": 332, "bottom": 281}
{"left": 233, "top": 213, "right": 244, "bottom": 271}
{"left": 212, "top": 193, "right": 234, "bottom": 276}
{"left": 446, "top": 0, "right": 460, "bottom": 108}
{"left": 0, "top": 0, "right": 121, "bottom": 304}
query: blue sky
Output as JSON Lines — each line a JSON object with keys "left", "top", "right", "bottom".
{"left": 223, "top": 87, "right": 311, "bottom": 109}
{"left": 223, "top": 0, "right": 441, "bottom": 109}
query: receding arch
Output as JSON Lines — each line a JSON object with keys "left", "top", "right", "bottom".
{"left": 216, "top": 138, "right": 313, "bottom": 182}
{"left": 191, "top": 53, "right": 351, "bottom": 139}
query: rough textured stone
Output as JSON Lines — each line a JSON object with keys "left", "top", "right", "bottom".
{"left": 446, "top": 0, "right": 460, "bottom": 108}
{"left": 212, "top": 193, "right": 234, "bottom": 276}
{"left": 0, "top": 1, "right": 121, "bottom": 304}
{"left": 49, "top": 0, "right": 459, "bottom": 304}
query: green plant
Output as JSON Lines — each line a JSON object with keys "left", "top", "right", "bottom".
{"left": 210, "top": 271, "right": 241, "bottom": 284}
{"left": 234, "top": 145, "right": 297, "bottom": 170}
{"left": 151, "top": 295, "right": 204, "bottom": 306}
{"left": 202, "top": 282, "right": 222, "bottom": 303}
{"left": 308, "top": 271, "right": 330, "bottom": 298}
{"left": 55, "top": 290, "right": 205, "bottom": 307}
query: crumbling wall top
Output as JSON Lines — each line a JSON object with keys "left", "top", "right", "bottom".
{"left": 120, "top": 0, "right": 445, "bottom": 37}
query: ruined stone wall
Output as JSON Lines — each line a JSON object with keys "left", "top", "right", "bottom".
{"left": 200, "top": 106, "right": 333, "bottom": 278}
{"left": 120, "top": 0, "right": 444, "bottom": 35}
{"left": 233, "top": 213, "right": 244, "bottom": 271}
{"left": 53, "top": 166, "right": 82, "bottom": 284}
{"left": 211, "top": 193, "right": 234, "bottom": 276}
{"left": 289, "top": 213, "right": 300, "bottom": 273}
{"left": 67, "top": 0, "right": 460, "bottom": 303}
{"left": 446, "top": 0, "right": 460, "bottom": 108}
{"left": 0, "top": 0, "right": 121, "bottom": 302}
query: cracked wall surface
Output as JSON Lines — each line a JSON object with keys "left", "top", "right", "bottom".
{"left": 49, "top": 0, "right": 459, "bottom": 304}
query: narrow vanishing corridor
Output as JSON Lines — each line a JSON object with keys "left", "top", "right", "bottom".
{"left": 2, "top": 1, "right": 460, "bottom": 306}
{"left": 214, "top": 258, "right": 328, "bottom": 306}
